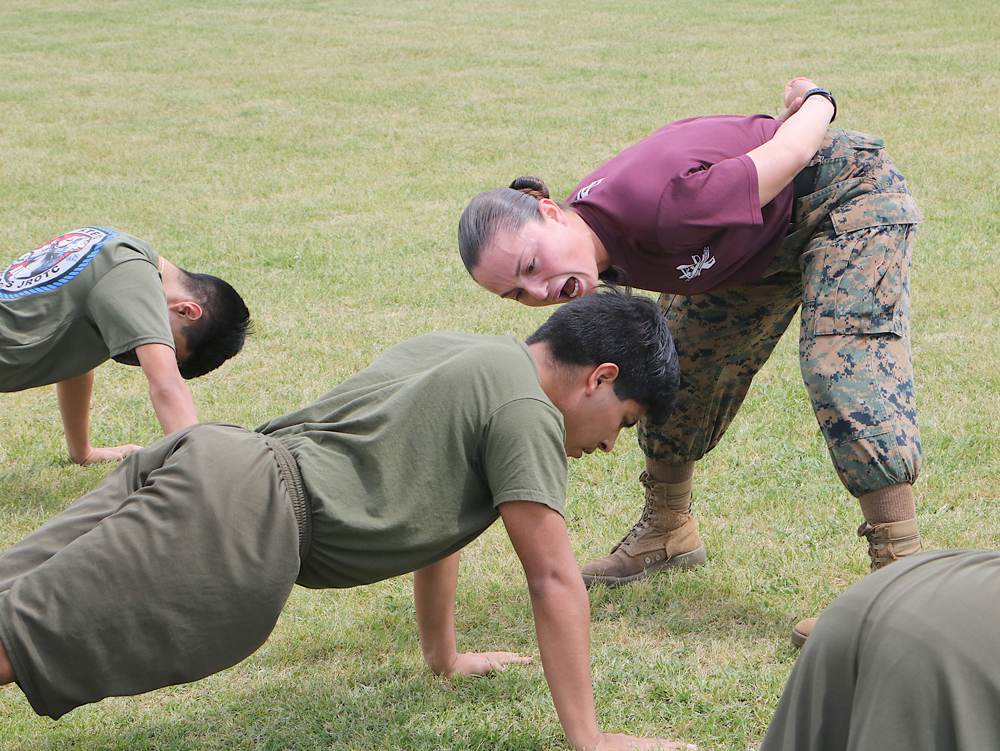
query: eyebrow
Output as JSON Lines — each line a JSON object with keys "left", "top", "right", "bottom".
{"left": 500, "top": 255, "right": 524, "bottom": 299}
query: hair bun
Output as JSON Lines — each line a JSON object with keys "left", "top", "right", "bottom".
{"left": 509, "top": 176, "right": 550, "bottom": 200}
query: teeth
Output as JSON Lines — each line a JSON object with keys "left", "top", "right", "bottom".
{"left": 569, "top": 278, "right": 579, "bottom": 298}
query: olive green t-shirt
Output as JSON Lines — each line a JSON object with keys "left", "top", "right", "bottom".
{"left": 257, "top": 333, "right": 569, "bottom": 589}
{"left": 0, "top": 227, "right": 174, "bottom": 392}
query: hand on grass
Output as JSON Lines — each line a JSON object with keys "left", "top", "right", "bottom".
{"left": 447, "top": 651, "right": 532, "bottom": 677}
{"left": 584, "top": 733, "right": 697, "bottom": 751}
{"left": 77, "top": 444, "right": 142, "bottom": 465}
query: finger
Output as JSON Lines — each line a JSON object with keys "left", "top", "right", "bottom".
{"left": 490, "top": 652, "right": 533, "bottom": 665}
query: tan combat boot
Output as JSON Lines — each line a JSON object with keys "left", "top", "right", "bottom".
{"left": 791, "top": 518, "right": 923, "bottom": 647}
{"left": 858, "top": 518, "right": 923, "bottom": 570}
{"left": 581, "top": 471, "right": 707, "bottom": 588}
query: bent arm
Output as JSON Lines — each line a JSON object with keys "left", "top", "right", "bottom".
{"left": 135, "top": 342, "right": 198, "bottom": 435}
{"left": 747, "top": 77, "right": 835, "bottom": 207}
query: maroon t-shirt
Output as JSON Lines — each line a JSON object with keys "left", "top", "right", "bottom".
{"left": 568, "top": 114, "right": 795, "bottom": 295}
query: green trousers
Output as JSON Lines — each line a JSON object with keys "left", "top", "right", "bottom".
{"left": 0, "top": 424, "right": 301, "bottom": 719}
{"left": 762, "top": 550, "right": 1000, "bottom": 751}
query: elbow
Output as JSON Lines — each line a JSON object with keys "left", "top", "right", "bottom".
{"left": 525, "top": 566, "right": 584, "bottom": 602}
{"left": 148, "top": 379, "right": 189, "bottom": 405}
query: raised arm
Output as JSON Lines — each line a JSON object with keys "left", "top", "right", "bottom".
{"left": 414, "top": 550, "right": 532, "bottom": 676}
{"left": 500, "top": 500, "right": 692, "bottom": 751}
{"left": 135, "top": 342, "right": 199, "bottom": 435}
{"left": 56, "top": 370, "right": 142, "bottom": 464}
{"left": 747, "top": 77, "right": 836, "bottom": 207}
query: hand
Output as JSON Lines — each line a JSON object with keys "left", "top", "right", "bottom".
{"left": 777, "top": 76, "right": 816, "bottom": 121}
{"left": 77, "top": 443, "right": 143, "bottom": 465}
{"left": 447, "top": 651, "right": 533, "bottom": 677}
{"left": 583, "top": 733, "right": 697, "bottom": 751}
{"left": 784, "top": 77, "right": 816, "bottom": 108}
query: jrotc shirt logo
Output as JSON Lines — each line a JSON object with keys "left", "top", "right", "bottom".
{"left": 1, "top": 227, "right": 117, "bottom": 299}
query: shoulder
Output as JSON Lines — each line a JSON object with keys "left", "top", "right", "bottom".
{"left": 98, "top": 230, "right": 159, "bottom": 268}
{"left": 387, "top": 332, "right": 535, "bottom": 377}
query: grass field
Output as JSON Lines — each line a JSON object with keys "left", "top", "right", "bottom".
{"left": 1, "top": 1, "right": 998, "bottom": 748}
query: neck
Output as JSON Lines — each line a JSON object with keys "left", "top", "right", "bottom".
{"left": 159, "top": 259, "right": 188, "bottom": 304}
{"left": 527, "top": 341, "right": 576, "bottom": 408}
{"left": 564, "top": 208, "right": 611, "bottom": 272}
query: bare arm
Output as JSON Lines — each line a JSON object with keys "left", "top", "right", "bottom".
{"left": 414, "top": 550, "right": 532, "bottom": 676}
{"left": 747, "top": 77, "right": 835, "bottom": 207}
{"left": 56, "top": 370, "right": 142, "bottom": 465}
{"left": 135, "top": 342, "right": 198, "bottom": 435}
{"left": 500, "top": 501, "right": 691, "bottom": 751}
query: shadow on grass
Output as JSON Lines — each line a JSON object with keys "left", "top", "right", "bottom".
{"left": 586, "top": 566, "right": 815, "bottom": 643}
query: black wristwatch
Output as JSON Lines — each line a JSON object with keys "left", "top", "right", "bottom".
{"left": 802, "top": 88, "right": 837, "bottom": 122}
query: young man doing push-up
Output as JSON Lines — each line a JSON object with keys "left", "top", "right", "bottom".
{"left": 0, "top": 288, "right": 693, "bottom": 751}
{"left": 1, "top": 227, "right": 251, "bottom": 464}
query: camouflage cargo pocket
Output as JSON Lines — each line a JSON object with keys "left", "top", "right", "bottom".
{"left": 800, "top": 189, "right": 920, "bottom": 337}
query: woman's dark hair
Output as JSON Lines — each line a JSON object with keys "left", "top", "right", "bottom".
{"left": 458, "top": 175, "right": 626, "bottom": 285}
{"left": 176, "top": 270, "right": 253, "bottom": 379}
{"left": 458, "top": 176, "right": 553, "bottom": 273}
{"left": 526, "top": 285, "right": 679, "bottom": 425}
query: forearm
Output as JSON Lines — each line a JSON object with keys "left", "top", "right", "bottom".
{"left": 413, "top": 552, "right": 460, "bottom": 675}
{"left": 530, "top": 574, "right": 602, "bottom": 750}
{"left": 56, "top": 371, "right": 96, "bottom": 464}
{"left": 749, "top": 78, "right": 836, "bottom": 206}
{"left": 148, "top": 381, "right": 198, "bottom": 434}
{"left": 769, "top": 96, "right": 834, "bottom": 161}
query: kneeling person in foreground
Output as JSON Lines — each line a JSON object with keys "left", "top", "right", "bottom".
{"left": 0, "top": 288, "right": 692, "bottom": 751}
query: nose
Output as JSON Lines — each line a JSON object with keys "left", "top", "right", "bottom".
{"left": 523, "top": 278, "right": 550, "bottom": 302}
{"left": 598, "top": 431, "right": 619, "bottom": 453}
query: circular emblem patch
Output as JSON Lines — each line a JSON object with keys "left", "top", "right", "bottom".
{"left": 1, "top": 227, "right": 117, "bottom": 298}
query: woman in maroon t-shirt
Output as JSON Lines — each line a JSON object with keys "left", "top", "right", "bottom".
{"left": 457, "top": 77, "right": 924, "bottom": 647}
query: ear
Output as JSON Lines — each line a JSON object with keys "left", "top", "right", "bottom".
{"left": 584, "top": 362, "right": 619, "bottom": 396}
{"left": 168, "top": 301, "right": 204, "bottom": 321}
{"left": 537, "top": 198, "right": 567, "bottom": 225}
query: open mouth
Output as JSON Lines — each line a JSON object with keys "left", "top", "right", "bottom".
{"left": 559, "top": 277, "right": 581, "bottom": 300}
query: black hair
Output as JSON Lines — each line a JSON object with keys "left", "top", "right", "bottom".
{"left": 526, "top": 285, "right": 679, "bottom": 424}
{"left": 175, "top": 270, "right": 252, "bottom": 379}
{"left": 458, "top": 175, "right": 626, "bottom": 285}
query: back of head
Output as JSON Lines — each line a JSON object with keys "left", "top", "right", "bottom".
{"left": 176, "top": 270, "right": 252, "bottom": 379}
{"left": 457, "top": 176, "right": 551, "bottom": 274}
{"left": 525, "top": 286, "right": 679, "bottom": 424}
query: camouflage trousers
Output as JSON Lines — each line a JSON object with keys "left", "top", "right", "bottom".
{"left": 639, "top": 130, "right": 922, "bottom": 497}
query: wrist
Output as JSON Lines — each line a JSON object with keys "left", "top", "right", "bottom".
{"left": 67, "top": 444, "right": 94, "bottom": 465}
{"left": 422, "top": 646, "right": 459, "bottom": 676}
{"left": 569, "top": 729, "right": 604, "bottom": 751}
{"left": 801, "top": 87, "right": 837, "bottom": 122}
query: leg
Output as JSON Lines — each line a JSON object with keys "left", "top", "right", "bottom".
{"left": 800, "top": 223, "right": 921, "bottom": 559}
{"left": 0, "top": 424, "right": 300, "bottom": 719}
{"left": 793, "top": 216, "right": 921, "bottom": 645}
{"left": 582, "top": 274, "right": 803, "bottom": 586}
